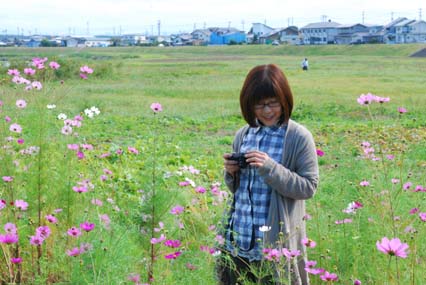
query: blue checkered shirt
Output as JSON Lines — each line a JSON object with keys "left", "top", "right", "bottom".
{"left": 225, "top": 124, "right": 286, "bottom": 260}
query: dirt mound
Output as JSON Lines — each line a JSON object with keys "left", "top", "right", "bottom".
{"left": 410, "top": 47, "right": 426, "bottom": 57}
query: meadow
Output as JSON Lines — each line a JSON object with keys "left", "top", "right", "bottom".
{"left": 0, "top": 44, "right": 426, "bottom": 284}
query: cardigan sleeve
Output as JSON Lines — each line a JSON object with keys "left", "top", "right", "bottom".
{"left": 257, "top": 125, "right": 319, "bottom": 200}
{"left": 224, "top": 126, "right": 248, "bottom": 193}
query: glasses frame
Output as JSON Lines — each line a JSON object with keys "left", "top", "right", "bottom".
{"left": 254, "top": 100, "right": 281, "bottom": 110}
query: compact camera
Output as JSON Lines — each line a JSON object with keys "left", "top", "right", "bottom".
{"left": 228, "top": 153, "right": 248, "bottom": 169}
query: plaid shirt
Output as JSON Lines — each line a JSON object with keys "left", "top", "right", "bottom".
{"left": 226, "top": 124, "right": 286, "bottom": 260}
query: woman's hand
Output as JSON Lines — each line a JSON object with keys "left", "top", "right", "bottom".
{"left": 245, "top": 150, "right": 270, "bottom": 168}
{"left": 223, "top": 153, "right": 240, "bottom": 176}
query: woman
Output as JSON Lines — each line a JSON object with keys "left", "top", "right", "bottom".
{"left": 218, "top": 64, "right": 319, "bottom": 285}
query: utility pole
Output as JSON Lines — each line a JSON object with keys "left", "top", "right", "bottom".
{"left": 419, "top": 8, "right": 422, "bottom": 20}
{"left": 228, "top": 21, "right": 231, "bottom": 29}
{"left": 157, "top": 20, "right": 161, "bottom": 36}
{"left": 241, "top": 20, "right": 245, "bottom": 31}
{"left": 321, "top": 15, "right": 327, "bottom": 22}
{"left": 86, "top": 21, "right": 90, "bottom": 35}
{"left": 391, "top": 12, "right": 394, "bottom": 21}
{"left": 203, "top": 22, "right": 206, "bottom": 29}
{"left": 362, "top": 11, "right": 365, "bottom": 24}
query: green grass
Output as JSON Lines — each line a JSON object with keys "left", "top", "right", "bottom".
{"left": 1, "top": 44, "right": 426, "bottom": 284}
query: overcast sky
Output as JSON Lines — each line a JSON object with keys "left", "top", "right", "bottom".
{"left": 1, "top": 0, "right": 424, "bottom": 36}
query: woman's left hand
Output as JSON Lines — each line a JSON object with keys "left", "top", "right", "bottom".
{"left": 245, "top": 150, "right": 270, "bottom": 168}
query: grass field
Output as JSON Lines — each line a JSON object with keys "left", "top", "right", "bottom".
{"left": 1, "top": 44, "right": 426, "bottom": 284}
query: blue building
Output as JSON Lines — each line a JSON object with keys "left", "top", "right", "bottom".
{"left": 209, "top": 27, "right": 246, "bottom": 45}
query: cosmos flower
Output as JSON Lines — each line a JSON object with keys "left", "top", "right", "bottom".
{"left": 376, "top": 237, "right": 409, "bottom": 258}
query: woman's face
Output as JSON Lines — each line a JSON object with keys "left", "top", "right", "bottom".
{"left": 253, "top": 98, "right": 282, "bottom": 127}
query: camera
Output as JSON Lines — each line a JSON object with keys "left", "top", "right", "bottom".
{"left": 228, "top": 153, "right": 248, "bottom": 169}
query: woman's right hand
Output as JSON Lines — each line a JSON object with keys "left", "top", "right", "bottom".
{"left": 223, "top": 153, "right": 240, "bottom": 177}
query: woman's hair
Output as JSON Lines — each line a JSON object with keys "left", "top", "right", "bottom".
{"left": 240, "top": 64, "right": 294, "bottom": 127}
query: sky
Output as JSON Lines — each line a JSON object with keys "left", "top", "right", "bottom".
{"left": 1, "top": 0, "right": 424, "bottom": 36}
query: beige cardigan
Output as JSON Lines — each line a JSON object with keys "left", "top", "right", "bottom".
{"left": 224, "top": 119, "right": 319, "bottom": 285}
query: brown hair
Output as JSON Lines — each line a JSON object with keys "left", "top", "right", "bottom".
{"left": 240, "top": 64, "right": 293, "bottom": 127}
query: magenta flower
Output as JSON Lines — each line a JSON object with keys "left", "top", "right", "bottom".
{"left": 10, "top": 257, "right": 22, "bottom": 264}
{"left": 17, "top": 138, "right": 24, "bottom": 144}
{"left": 49, "top": 61, "right": 60, "bottom": 69}
{"left": 0, "top": 233, "right": 19, "bottom": 244}
{"left": 31, "top": 81, "right": 42, "bottom": 90}
{"left": 316, "top": 149, "right": 325, "bottom": 157}
{"left": 5, "top": 223, "right": 17, "bottom": 233}
{"left": 0, "top": 200, "right": 6, "bottom": 210}
{"left": 397, "top": 107, "right": 407, "bottom": 114}
{"left": 376, "top": 237, "right": 409, "bottom": 258}
{"left": 359, "top": 180, "right": 370, "bottom": 187}
{"left": 61, "top": 126, "right": 73, "bottom": 135}
{"left": 320, "top": 271, "right": 339, "bottom": 282}
{"left": 72, "top": 185, "right": 88, "bottom": 193}
{"left": 79, "top": 73, "right": 88, "bottom": 80}
{"left": 80, "top": 221, "right": 95, "bottom": 232}
{"left": 282, "top": 248, "right": 301, "bottom": 260}
{"left": 150, "top": 102, "right": 163, "bottom": 113}
{"left": 195, "top": 186, "right": 206, "bottom": 193}
{"left": 403, "top": 182, "right": 412, "bottom": 190}
{"left": 151, "top": 234, "right": 166, "bottom": 244}
{"left": 170, "top": 205, "right": 184, "bottom": 215}
{"left": 128, "top": 273, "right": 141, "bottom": 283}
{"left": 67, "top": 227, "right": 82, "bottom": 237}
{"left": 164, "top": 239, "right": 182, "bottom": 248}
{"left": 127, "top": 146, "right": 139, "bottom": 154}
{"left": 165, "top": 251, "right": 182, "bottom": 259}
{"left": 354, "top": 279, "right": 362, "bottom": 285}
{"left": 419, "top": 212, "right": 426, "bottom": 222}
{"left": 9, "top": 123, "right": 23, "bottom": 133}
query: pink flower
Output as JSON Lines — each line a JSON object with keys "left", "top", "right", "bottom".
{"left": 128, "top": 146, "right": 139, "bottom": 154}
{"left": 45, "top": 214, "right": 58, "bottom": 224}
{"left": 0, "top": 233, "right": 19, "bottom": 244}
{"left": 151, "top": 234, "right": 166, "bottom": 244}
{"left": 376, "top": 237, "right": 409, "bottom": 258}
{"left": 16, "top": 99, "right": 27, "bottom": 108}
{"left": 67, "top": 227, "right": 82, "bottom": 237}
{"left": 36, "top": 226, "right": 51, "bottom": 238}
{"left": 170, "top": 205, "right": 184, "bottom": 215}
{"left": 409, "top": 208, "right": 419, "bottom": 215}
{"left": 359, "top": 180, "right": 370, "bottom": 187}
{"left": 49, "top": 61, "right": 60, "bottom": 69}
{"left": 419, "top": 212, "right": 426, "bottom": 222}
{"left": 2, "top": 176, "right": 14, "bottom": 182}
{"left": 357, "top": 93, "right": 375, "bottom": 105}
{"left": 67, "top": 144, "right": 80, "bottom": 151}
{"left": 128, "top": 273, "right": 141, "bottom": 283}
{"left": 391, "top": 178, "right": 400, "bottom": 184}
{"left": 61, "top": 125, "right": 73, "bottom": 135}
{"left": 8, "top": 69, "right": 20, "bottom": 76}
{"left": 66, "top": 247, "right": 81, "bottom": 257}
{"left": 31, "top": 81, "right": 42, "bottom": 90}
{"left": 5, "top": 223, "right": 17, "bottom": 233}
{"left": 316, "top": 149, "right": 325, "bottom": 157}
{"left": 320, "top": 271, "right": 339, "bottom": 282}
{"left": 195, "top": 186, "right": 206, "bottom": 193}
{"left": 80, "top": 221, "right": 95, "bottom": 232}
{"left": 403, "top": 182, "right": 412, "bottom": 190}
{"left": 15, "top": 200, "right": 28, "bottom": 211}
{"left": 282, "top": 248, "right": 301, "bottom": 260}
{"left": 79, "top": 73, "right": 88, "bottom": 80}
{"left": 30, "top": 235, "right": 44, "bottom": 246}
{"left": 302, "top": 237, "right": 317, "bottom": 248}
{"left": 150, "top": 102, "right": 163, "bottom": 113}
{"left": 10, "top": 123, "right": 23, "bottom": 133}
{"left": 24, "top": 68, "right": 36, "bottom": 75}
{"left": 80, "top": 65, "right": 93, "bottom": 74}
{"left": 354, "top": 279, "right": 362, "bottom": 285}
{"left": 17, "top": 138, "right": 24, "bottom": 144}
{"left": 72, "top": 185, "right": 88, "bottom": 193}
{"left": 397, "top": 107, "right": 407, "bottom": 114}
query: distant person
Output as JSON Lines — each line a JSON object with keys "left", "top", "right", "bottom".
{"left": 217, "top": 64, "right": 319, "bottom": 285}
{"left": 301, "top": 58, "right": 309, "bottom": 71}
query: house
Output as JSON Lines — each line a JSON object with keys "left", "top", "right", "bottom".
{"left": 396, "top": 20, "right": 426, "bottom": 43}
{"left": 383, "top": 17, "right": 408, "bottom": 44}
{"left": 335, "top": 24, "right": 369, "bottom": 44}
{"left": 121, "top": 34, "right": 148, "bottom": 46}
{"left": 61, "top": 36, "right": 86, "bottom": 47}
{"left": 173, "top": 33, "right": 193, "bottom": 46}
{"left": 300, "top": 20, "right": 341, "bottom": 44}
{"left": 209, "top": 27, "right": 246, "bottom": 45}
{"left": 191, "top": 29, "right": 212, "bottom": 45}
{"left": 84, "top": 37, "right": 112, "bottom": 47}
{"left": 257, "top": 26, "right": 299, "bottom": 45}
{"left": 248, "top": 23, "right": 275, "bottom": 43}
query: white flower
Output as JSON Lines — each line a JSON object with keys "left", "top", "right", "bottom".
{"left": 90, "top": 106, "right": 100, "bottom": 115}
{"left": 259, "top": 225, "right": 271, "bottom": 232}
{"left": 47, "top": 104, "right": 56, "bottom": 109}
{"left": 57, "top": 113, "right": 67, "bottom": 120}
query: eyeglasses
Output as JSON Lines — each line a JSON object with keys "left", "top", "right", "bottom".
{"left": 254, "top": 100, "right": 281, "bottom": 110}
